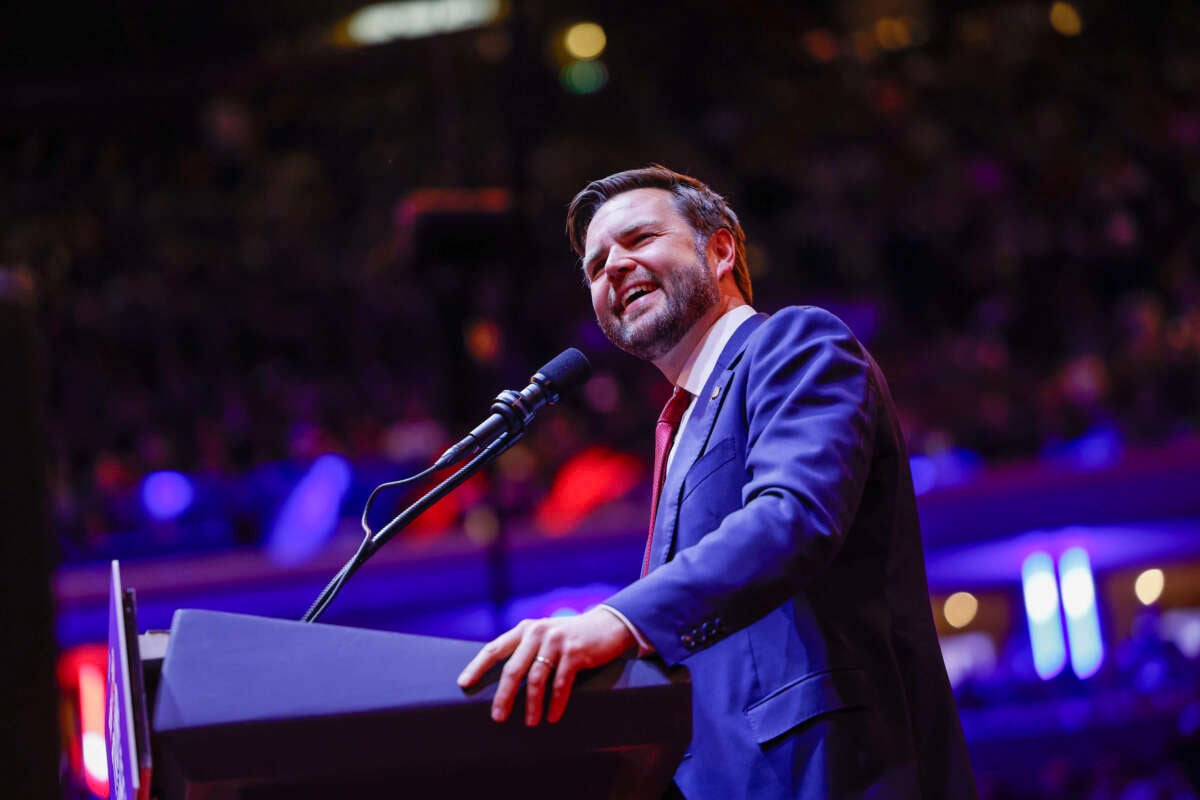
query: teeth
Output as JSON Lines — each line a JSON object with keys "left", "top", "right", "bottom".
{"left": 622, "top": 284, "right": 655, "bottom": 308}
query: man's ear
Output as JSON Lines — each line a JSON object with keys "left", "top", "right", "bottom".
{"left": 707, "top": 228, "right": 737, "bottom": 280}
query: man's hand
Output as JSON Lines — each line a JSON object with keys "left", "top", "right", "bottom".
{"left": 456, "top": 608, "right": 637, "bottom": 726}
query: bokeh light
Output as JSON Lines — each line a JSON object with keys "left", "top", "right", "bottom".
{"left": 78, "top": 661, "right": 108, "bottom": 797}
{"left": 141, "top": 470, "right": 195, "bottom": 521}
{"left": 266, "top": 455, "right": 353, "bottom": 565}
{"left": 345, "top": 0, "right": 502, "bottom": 45}
{"left": 874, "top": 17, "right": 912, "bottom": 51}
{"left": 561, "top": 59, "right": 608, "bottom": 94}
{"left": 1049, "top": 2, "right": 1083, "bottom": 37}
{"left": 464, "top": 318, "right": 501, "bottom": 364}
{"left": 463, "top": 505, "right": 500, "bottom": 544}
{"left": 1135, "top": 568, "right": 1165, "bottom": 606}
{"left": 802, "top": 29, "right": 839, "bottom": 63}
{"left": 944, "top": 592, "right": 979, "bottom": 628}
{"left": 1023, "top": 551, "right": 1067, "bottom": 680}
{"left": 1059, "top": 547, "right": 1104, "bottom": 679}
{"left": 563, "top": 21, "right": 606, "bottom": 60}
{"left": 535, "top": 446, "right": 640, "bottom": 534}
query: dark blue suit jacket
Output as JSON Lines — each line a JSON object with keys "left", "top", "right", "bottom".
{"left": 607, "top": 307, "right": 976, "bottom": 799}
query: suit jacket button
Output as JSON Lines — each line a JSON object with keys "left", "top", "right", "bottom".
{"left": 681, "top": 634, "right": 694, "bottom": 649}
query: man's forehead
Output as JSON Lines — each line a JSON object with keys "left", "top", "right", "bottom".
{"left": 585, "top": 188, "right": 679, "bottom": 246}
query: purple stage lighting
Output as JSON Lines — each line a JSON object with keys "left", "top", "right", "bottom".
{"left": 908, "top": 448, "right": 982, "bottom": 496}
{"left": 141, "top": 471, "right": 195, "bottom": 521}
{"left": 909, "top": 455, "right": 937, "bottom": 496}
{"left": 1044, "top": 424, "right": 1123, "bottom": 470}
{"left": 266, "top": 455, "right": 353, "bottom": 566}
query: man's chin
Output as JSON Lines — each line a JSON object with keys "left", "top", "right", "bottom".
{"left": 604, "top": 320, "right": 678, "bottom": 361}
{"left": 616, "top": 337, "right": 673, "bottom": 361}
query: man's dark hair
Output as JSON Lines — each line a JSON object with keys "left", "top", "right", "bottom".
{"left": 566, "top": 165, "right": 753, "bottom": 304}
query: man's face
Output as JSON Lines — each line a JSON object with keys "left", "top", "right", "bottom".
{"left": 582, "top": 188, "right": 719, "bottom": 361}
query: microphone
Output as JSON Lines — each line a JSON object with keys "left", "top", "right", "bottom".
{"left": 433, "top": 348, "right": 592, "bottom": 470}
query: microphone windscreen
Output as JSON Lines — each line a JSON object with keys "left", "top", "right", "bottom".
{"left": 536, "top": 348, "right": 592, "bottom": 392}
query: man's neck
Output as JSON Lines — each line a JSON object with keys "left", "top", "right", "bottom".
{"left": 652, "top": 296, "right": 746, "bottom": 385}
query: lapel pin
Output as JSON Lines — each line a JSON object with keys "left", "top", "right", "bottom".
{"left": 710, "top": 385, "right": 721, "bottom": 400}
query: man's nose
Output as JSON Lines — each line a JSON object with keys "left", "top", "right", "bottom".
{"left": 604, "top": 247, "right": 635, "bottom": 278}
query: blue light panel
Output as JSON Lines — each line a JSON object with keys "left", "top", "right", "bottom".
{"left": 1021, "top": 551, "right": 1067, "bottom": 680}
{"left": 1058, "top": 547, "right": 1105, "bottom": 679}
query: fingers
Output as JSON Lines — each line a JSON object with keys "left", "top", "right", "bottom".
{"left": 546, "top": 653, "right": 578, "bottom": 724}
{"left": 460, "top": 613, "right": 629, "bottom": 727}
{"left": 524, "top": 652, "right": 557, "bottom": 726}
{"left": 491, "top": 622, "right": 545, "bottom": 722}
{"left": 457, "top": 622, "right": 526, "bottom": 688}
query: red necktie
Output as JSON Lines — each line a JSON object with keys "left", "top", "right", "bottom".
{"left": 643, "top": 387, "right": 693, "bottom": 576}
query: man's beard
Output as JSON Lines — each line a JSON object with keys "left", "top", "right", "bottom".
{"left": 598, "top": 252, "right": 719, "bottom": 361}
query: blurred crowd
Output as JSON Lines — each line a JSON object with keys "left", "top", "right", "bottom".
{"left": 7, "top": 5, "right": 1200, "bottom": 797}
{"left": 1, "top": 4, "right": 1198, "bottom": 562}
{"left": 956, "top": 606, "right": 1200, "bottom": 798}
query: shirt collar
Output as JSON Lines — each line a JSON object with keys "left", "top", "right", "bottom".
{"left": 674, "top": 305, "right": 758, "bottom": 396}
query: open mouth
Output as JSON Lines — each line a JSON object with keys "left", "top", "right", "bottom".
{"left": 620, "top": 283, "right": 657, "bottom": 315}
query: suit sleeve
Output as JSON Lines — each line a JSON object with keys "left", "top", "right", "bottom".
{"left": 604, "top": 307, "right": 878, "bottom": 666}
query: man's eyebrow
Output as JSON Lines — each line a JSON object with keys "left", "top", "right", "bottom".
{"left": 581, "top": 219, "right": 660, "bottom": 274}
{"left": 614, "top": 219, "right": 659, "bottom": 240}
{"left": 582, "top": 249, "right": 605, "bottom": 276}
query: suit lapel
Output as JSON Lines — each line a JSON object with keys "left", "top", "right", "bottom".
{"left": 648, "top": 313, "right": 768, "bottom": 572}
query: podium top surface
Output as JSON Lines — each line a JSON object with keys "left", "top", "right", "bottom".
{"left": 153, "top": 609, "right": 681, "bottom": 733}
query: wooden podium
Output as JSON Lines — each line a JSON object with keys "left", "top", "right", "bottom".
{"left": 106, "top": 562, "right": 691, "bottom": 799}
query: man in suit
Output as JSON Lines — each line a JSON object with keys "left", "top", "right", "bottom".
{"left": 458, "top": 166, "right": 976, "bottom": 798}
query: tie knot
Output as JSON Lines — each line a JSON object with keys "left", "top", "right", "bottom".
{"left": 658, "top": 387, "right": 692, "bottom": 426}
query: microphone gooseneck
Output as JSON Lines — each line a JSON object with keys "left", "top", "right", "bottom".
{"left": 302, "top": 347, "right": 591, "bottom": 623}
